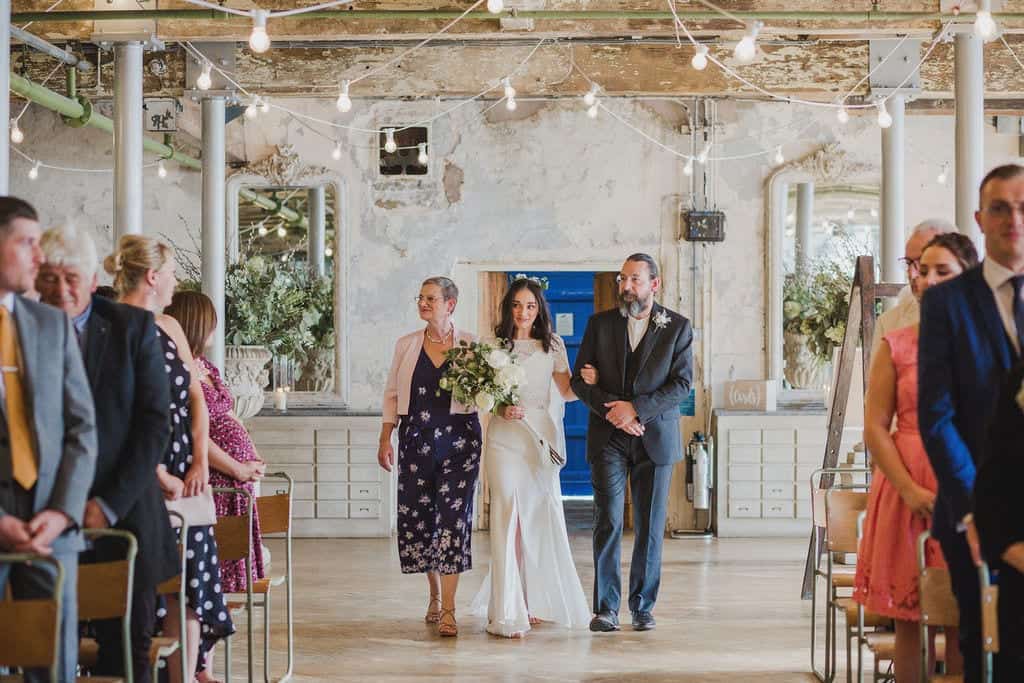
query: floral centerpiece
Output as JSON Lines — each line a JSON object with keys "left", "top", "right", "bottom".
{"left": 782, "top": 260, "right": 852, "bottom": 364}
{"left": 439, "top": 340, "right": 564, "bottom": 466}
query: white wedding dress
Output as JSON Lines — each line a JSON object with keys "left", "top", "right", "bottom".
{"left": 470, "top": 336, "right": 591, "bottom": 637}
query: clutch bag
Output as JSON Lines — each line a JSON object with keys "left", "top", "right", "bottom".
{"left": 165, "top": 487, "right": 217, "bottom": 528}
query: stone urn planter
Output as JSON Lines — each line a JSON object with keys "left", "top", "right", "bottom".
{"left": 783, "top": 331, "right": 830, "bottom": 390}
{"left": 224, "top": 345, "right": 273, "bottom": 420}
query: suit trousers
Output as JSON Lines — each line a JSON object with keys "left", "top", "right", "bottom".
{"left": 0, "top": 482, "right": 78, "bottom": 683}
{"left": 937, "top": 529, "right": 982, "bottom": 683}
{"left": 591, "top": 430, "right": 673, "bottom": 615}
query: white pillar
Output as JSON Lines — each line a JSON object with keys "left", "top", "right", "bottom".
{"left": 0, "top": 0, "right": 11, "bottom": 195}
{"left": 795, "top": 182, "right": 814, "bottom": 271}
{"left": 881, "top": 94, "right": 906, "bottom": 285}
{"left": 201, "top": 97, "right": 226, "bottom": 371}
{"left": 955, "top": 32, "right": 984, "bottom": 243}
{"left": 308, "top": 185, "right": 326, "bottom": 277}
{"left": 113, "top": 42, "right": 143, "bottom": 238}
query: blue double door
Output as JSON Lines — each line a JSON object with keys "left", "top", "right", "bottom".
{"left": 509, "top": 271, "right": 597, "bottom": 497}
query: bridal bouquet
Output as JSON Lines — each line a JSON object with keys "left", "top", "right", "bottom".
{"left": 438, "top": 340, "right": 565, "bottom": 467}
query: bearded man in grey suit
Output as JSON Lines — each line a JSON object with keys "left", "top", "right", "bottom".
{"left": 0, "top": 197, "right": 96, "bottom": 682}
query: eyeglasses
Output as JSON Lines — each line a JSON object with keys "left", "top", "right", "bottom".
{"left": 414, "top": 295, "right": 445, "bottom": 305}
{"left": 982, "top": 201, "right": 1024, "bottom": 221}
{"left": 615, "top": 274, "right": 649, "bottom": 285}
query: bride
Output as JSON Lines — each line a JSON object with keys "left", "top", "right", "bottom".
{"left": 471, "top": 275, "right": 591, "bottom": 638}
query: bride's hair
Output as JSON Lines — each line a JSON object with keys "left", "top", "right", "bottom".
{"left": 495, "top": 278, "right": 555, "bottom": 353}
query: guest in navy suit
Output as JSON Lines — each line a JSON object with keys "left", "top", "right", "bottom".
{"left": 919, "top": 164, "right": 1024, "bottom": 682}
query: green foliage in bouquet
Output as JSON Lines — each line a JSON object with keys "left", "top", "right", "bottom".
{"left": 438, "top": 340, "right": 525, "bottom": 412}
{"left": 783, "top": 260, "right": 853, "bottom": 363}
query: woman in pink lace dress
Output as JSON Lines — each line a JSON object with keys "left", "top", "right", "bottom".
{"left": 855, "top": 233, "right": 978, "bottom": 681}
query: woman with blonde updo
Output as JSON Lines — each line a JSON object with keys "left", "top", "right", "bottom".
{"left": 106, "top": 235, "right": 235, "bottom": 683}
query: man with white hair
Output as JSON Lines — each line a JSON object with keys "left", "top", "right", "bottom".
{"left": 36, "top": 224, "right": 178, "bottom": 683}
{"left": 870, "top": 218, "right": 958, "bottom": 361}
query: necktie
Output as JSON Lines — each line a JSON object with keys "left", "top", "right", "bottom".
{"left": 0, "top": 306, "right": 37, "bottom": 489}
{"left": 1011, "top": 276, "right": 1024, "bottom": 358}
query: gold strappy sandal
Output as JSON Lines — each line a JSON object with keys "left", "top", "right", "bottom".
{"left": 438, "top": 607, "right": 458, "bottom": 637}
{"left": 425, "top": 596, "right": 442, "bottom": 624}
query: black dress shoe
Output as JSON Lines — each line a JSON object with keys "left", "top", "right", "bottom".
{"left": 631, "top": 611, "right": 656, "bottom": 631}
{"left": 589, "top": 611, "right": 620, "bottom": 632}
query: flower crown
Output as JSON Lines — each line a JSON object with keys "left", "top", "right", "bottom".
{"left": 512, "top": 273, "right": 549, "bottom": 291}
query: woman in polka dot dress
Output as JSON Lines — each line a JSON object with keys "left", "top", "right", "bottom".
{"left": 110, "top": 234, "right": 234, "bottom": 683}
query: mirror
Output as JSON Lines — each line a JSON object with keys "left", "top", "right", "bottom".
{"left": 226, "top": 146, "right": 349, "bottom": 403}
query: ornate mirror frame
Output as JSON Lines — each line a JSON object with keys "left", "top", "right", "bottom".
{"left": 226, "top": 144, "right": 350, "bottom": 405}
{"left": 764, "top": 143, "right": 877, "bottom": 389}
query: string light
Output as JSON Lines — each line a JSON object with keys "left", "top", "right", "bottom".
{"left": 505, "top": 95, "right": 517, "bottom": 111}
{"left": 683, "top": 157, "right": 694, "bottom": 176}
{"left": 937, "top": 161, "right": 950, "bottom": 186}
{"left": 836, "top": 106, "right": 850, "bottom": 124}
{"left": 587, "top": 103, "right": 599, "bottom": 119}
{"left": 336, "top": 80, "right": 352, "bottom": 113}
{"left": 384, "top": 128, "right": 397, "bottom": 153}
{"left": 157, "top": 159, "right": 167, "bottom": 178}
{"left": 734, "top": 21, "right": 762, "bottom": 64}
{"left": 691, "top": 44, "right": 709, "bottom": 71}
{"left": 583, "top": 83, "right": 600, "bottom": 107}
{"left": 249, "top": 9, "right": 271, "bottom": 53}
{"left": 975, "top": 0, "right": 998, "bottom": 41}
{"left": 260, "top": 96, "right": 270, "bottom": 114}
{"left": 487, "top": 0, "right": 503, "bottom": 13}
{"left": 846, "top": 208, "right": 855, "bottom": 219}
{"left": 697, "top": 142, "right": 711, "bottom": 165}
{"left": 257, "top": 222, "right": 269, "bottom": 236}
{"left": 244, "top": 99, "right": 259, "bottom": 119}
{"left": 773, "top": 146, "right": 784, "bottom": 165}
{"left": 28, "top": 161, "right": 40, "bottom": 180}
{"left": 331, "top": 141, "right": 342, "bottom": 160}
{"left": 196, "top": 61, "right": 212, "bottom": 90}
{"left": 417, "top": 142, "right": 428, "bottom": 165}
{"left": 876, "top": 100, "right": 893, "bottom": 128}
{"left": 9, "top": 120, "right": 23, "bottom": 144}
{"left": 502, "top": 77, "right": 516, "bottom": 100}
{"left": 276, "top": 226, "right": 287, "bottom": 238}
{"left": 325, "top": 246, "right": 334, "bottom": 257}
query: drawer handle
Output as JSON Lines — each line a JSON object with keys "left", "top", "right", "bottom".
{"left": 275, "top": 488, "right": 286, "bottom": 495}
{"left": 358, "top": 488, "right": 370, "bottom": 494}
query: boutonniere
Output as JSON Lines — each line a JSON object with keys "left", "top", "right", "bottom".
{"left": 1016, "top": 376, "right": 1024, "bottom": 414}
{"left": 653, "top": 311, "right": 671, "bottom": 330}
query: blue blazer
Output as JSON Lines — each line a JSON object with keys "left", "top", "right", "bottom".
{"left": 918, "top": 265, "right": 1016, "bottom": 542}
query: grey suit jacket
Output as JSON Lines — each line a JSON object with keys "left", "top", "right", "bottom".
{"left": 0, "top": 295, "right": 97, "bottom": 553}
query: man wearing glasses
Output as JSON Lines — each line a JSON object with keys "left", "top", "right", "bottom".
{"left": 919, "top": 164, "right": 1024, "bottom": 682}
{"left": 869, "top": 218, "right": 957, "bottom": 363}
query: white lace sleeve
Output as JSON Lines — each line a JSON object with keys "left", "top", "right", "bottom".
{"left": 552, "top": 335, "right": 570, "bottom": 373}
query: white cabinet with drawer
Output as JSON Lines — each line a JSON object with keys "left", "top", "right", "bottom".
{"left": 713, "top": 410, "right": 863, "bottom": 537}
{"left": 246, "top": 414, "right": 391, "bottom": 537}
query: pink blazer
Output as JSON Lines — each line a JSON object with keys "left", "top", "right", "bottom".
{"left": 382, "top": 327, "right": 477, "bottom": 425}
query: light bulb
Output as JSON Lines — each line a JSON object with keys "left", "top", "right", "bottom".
{"left": 733, "top": 21, "right": 761, "bottom": 64}
{"left": 28, "top": 162, "right": 39, "bottom": 180}
{"left": 583, "top": 83, "right": 599, "bottom": 107}
{"left": 587, "top": 103, "right": 599, "bottom": 119}
{"left": 487, "top": 0, "right": 503, "bottom": 14}
{"left": 836, "top": 106, "right": 849, "bottom": 124}
{"left": 697, "top": 143, "right": 710, "bottom": 164}
{"left": 157, "top": 159, "right": 167, "bottom": 178}
{"left": 773, "top": 146, "right": 784, "bottom": 165}
{"left": 502, "top": 77, "right": 516, "bottom": 100}
{"left": 276, "top": 226, "right": 287, "bottom": 238}
{"left": 281, "top": 254, "right": 288, "bottom": 263}
{"left": 417, "top": 143, "right": 428, "bottom": 165}
{"left": 691, "top": 44, "right": 709, "bottom": 71}
{"left": 937, "top": 163, "right": 950, "bottom": 186}
{"left": 683, "top": 158, "right": 694, "bottom": 176}
{"left": 847, "top": 208, "right": 855, "bottom": 219}
{"left": 249, "top": 9, "right": 271, "bottom": 53}
{"left": 244, "top": 100, "right": 258, "bottom": 120}
{"left": 975, "top": 2, "right": 998, "bottom": 41}
{"left": 336, "top": 80, "right": 352, "bottom": 113}
{"left": 870, "top": 207, "right": 878, "bottom": 218}
{"left": 260, "top": 97, "right": 270, "bottom": 114}
{"left": 325, "top": 246, "right": 334, "bottom": 257}
{"left": 331, "top": 141, "right": 342, "bottom": 161}
{"left": 9, "top": 121, "right": 23, "bottom": 144}
{"left": 258, "top": 223, "right": 268, "bottom": 236}
{"left": 506, "top": 96, "right": 517, "bottom": 112}
{"left": 384, "top": 128, "right": 397, "bottom": 153}
{"left": 876, "top": 100, "right": 892, "bottom": 128}
{"left": 196, "top": 62, "right": 212, "bottom": 91}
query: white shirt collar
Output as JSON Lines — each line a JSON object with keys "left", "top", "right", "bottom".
{"left": 0, "top": 292, "right": 14, "bottom": 313}
{"left": 983, "top": 257, "right": 1019, "bottom": 292}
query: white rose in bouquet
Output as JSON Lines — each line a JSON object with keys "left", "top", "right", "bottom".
{"left": 474, "top": 392, "right": 496, "bottom": 412}
{"left": 495, "top": 364, "right": 527, "bottom": 390}
{"left": 485, "top": 348, "right": 511, "bottom": 369}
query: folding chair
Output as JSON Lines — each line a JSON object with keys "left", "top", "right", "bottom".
{"left": 155, "top": 510, "right": 189, "bottom": 683}
{"left": 212, "top": 487, "right": 255, "bottom": 683}
{"left": 77, "top": 529, "right": 138, "bottom": 683}
{"left": 252, "top": 472, "right": 294, "bottom": 683}
{"left": 810, "top": 467, "right": 873, "bottom": 682}
{"left": 0, "top": 553, "right": 84, "bottom": 682}
{"left": 979, "top": 562, "right": 997, "bottom": 683}
{"left": 917, "top": 531, "right": 960, "bottom": 683}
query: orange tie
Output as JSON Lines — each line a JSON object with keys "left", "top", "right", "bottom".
{"left": 0, "top": 306, "right": 37, "bottom": 489}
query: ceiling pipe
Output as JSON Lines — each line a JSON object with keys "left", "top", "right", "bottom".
{"left": 10, "top": 26, "right": 93, "bottom": 71}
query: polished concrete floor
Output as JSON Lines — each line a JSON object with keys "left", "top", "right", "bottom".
{"left": 224, "top": 529, "right": 839, "bottom": 683}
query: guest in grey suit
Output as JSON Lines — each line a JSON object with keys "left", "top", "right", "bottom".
{"left": 0, "top": 197, "right": 97, "bottom": 682}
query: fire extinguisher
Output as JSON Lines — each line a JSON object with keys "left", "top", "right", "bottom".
{"left": 686, "top": 431, "right": 712, "bottom": 511}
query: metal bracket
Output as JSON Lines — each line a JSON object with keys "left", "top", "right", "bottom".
{"left": 868, "top": 39, "right": 924, "bottom": 100}
{"left": 184, "top": 43, "right": 237, "bottom": 99}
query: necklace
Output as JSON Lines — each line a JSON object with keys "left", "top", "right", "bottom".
{"left": 425, "top": 325, "right": 453, "bottom": 344}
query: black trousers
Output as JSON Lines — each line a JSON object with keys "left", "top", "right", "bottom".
{"left": 590, "top": 431, "right": 673, "bottom": 615}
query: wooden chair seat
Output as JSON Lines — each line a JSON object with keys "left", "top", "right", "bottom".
{"left": 930, "top": 676, "right": 962, "bottom": 683}
{"left": 79, "top": 637, "right": 100, "bottom": 667}
{"left": 80, "top": 635, "right": 180, "bottom": 668}
{"left": 832, "top": 571, "right": 856, "bottom": 588}
{"left": 865, "top": 631, "right": 895, "bottom": 659}
{"left": 836, "top": 597, "right": 891, "bottom": 628}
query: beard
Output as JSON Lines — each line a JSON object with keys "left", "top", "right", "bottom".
{"left": 617, "top": 290, "right": 650, "bottom": 318}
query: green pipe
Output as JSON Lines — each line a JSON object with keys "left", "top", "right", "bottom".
{"left": 10, "top": 9, "right": 1017, "bottom": 23}
{"left": 238, "top": 187, "right": 306, "bottom": 227}
{"left": 65, "top": 66, "right": 76, "bottom": 99}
